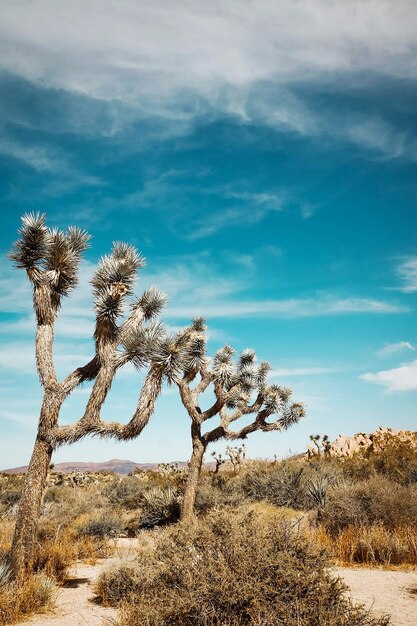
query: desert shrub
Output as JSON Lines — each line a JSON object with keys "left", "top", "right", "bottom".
{"left": 194, "top": 482, "right": 222, "bottom": 514}
{"left": 96, "top": 504, "right": 390, "bottom": 626}
{"left": 370, "top": 440, "right": 417, "bottom": 485}
{"left": 104, "top": 477, "right": 146, "bottom": 510}
{"left": 139, "top": 486, "right": 182, "bottom": 528}
{"left": 0, "top": 574, "right": 55, "bottom": 625}
{"left": 236, "top": 461, "right": 310, "bottom": 509}
{"left": 78, "top": 515, "right": 123, "bottom": 539}
{"left": 322, "top": 476, "right": 417, "bottom": 534}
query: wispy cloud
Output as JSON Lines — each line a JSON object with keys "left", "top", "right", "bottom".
{"left": 378, "top": 341, "right": 415, "bottom": 357}
{"left": 164, "top": 297, "right": 407, "bottom": 320}
{"left": 361, "top": 359, "right": 417, "bottom": 392}
{"left": 270, "top": 367, "right": 333, "bottom": 377}
{"left": 397, "top": 257, "right": 417, "bottom": 293}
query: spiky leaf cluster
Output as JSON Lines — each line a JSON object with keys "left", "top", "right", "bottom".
{"left": 123, "top": 321, "right": 167, "bottom": 369}
{"left": 134, "top": 286, "right": 168, "bottom": 321}
{"left": 92, "top": 242, "right": 145, "bottom": 323}
{"left": 9, "top": 212, "right": 48, "bottom": 270}
{"left": 212, "top": 345, "right": 235, "bottom": 385}
{"left": 45, "top": 226, "right": 91, "bottom": 306}
{"left": 152, "top": 332, "right": 191, "bottom": 384}
{"left": 9, "top": 214, "right": 90, "bottom": 306}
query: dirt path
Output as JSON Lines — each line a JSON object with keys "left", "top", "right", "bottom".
{"left": 19, "top": 545, "right": 417, "bottom": 626}
{"left": 335, "top": 566, "right": 417, "bottom": 626}
{"left": 18, "top": 539, "right": 139, "bottom": 626}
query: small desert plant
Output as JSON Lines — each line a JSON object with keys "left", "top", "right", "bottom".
{"left": 104, "top": 477, "right": 145, "bottom": 510}
{"left": 78, "top": 515, "right": 123, "bottom": 539}
{"left": 322, "top": 476, "right": 417, "bottom": 534}
{"left": 0, "top": 574, "right": 56, "bottom": 625}
{"left": 139, "top": 486, "right": 182, "bottom": 528}
{"left": 237, "top": 460, "right": 309, "bottom": 509}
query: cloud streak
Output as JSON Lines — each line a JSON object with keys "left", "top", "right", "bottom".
{"left": 378, "top": 341, "right": 415, "bottom": 357}
{"left": 397, "top": 257, "right": 417, "bottom": 293}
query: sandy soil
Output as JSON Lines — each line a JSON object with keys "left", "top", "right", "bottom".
{"left": 335, "top": 566, "right": 417, "bottom": 626}
{"left": 17, "top": 543, "right": 417, "bottom": 626}
{"left": 17, "top": 539, "right": 139, "bottom": 626}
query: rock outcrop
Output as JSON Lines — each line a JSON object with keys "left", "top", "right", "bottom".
{"left": 307, "top": 426, "right": 417, "bottom": 458}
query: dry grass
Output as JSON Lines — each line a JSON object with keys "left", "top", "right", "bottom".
{"left": 0, "top": 573, "right": 56, "bottom": 625}
{"left": 316, "top": 524, "right": 417, "bottom": 566}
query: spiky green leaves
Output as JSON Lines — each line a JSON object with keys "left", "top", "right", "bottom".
{"left": 92, "top": 242, "right": 145, "bottom": 325}
{"left": 45, "top": 227, "right": 91, "bottom": 304}
{"left": 152, "top": 334, "right": 190, "bottom": 384}
{"left": 135, "top": 287, "right": 168, "bottom": 321}
{"left": 9, "top": 212, "right": 48, "bottom": 270}
{"left": 9, "top": 214, "right": 91, "bottom": 307}
{"left": 124, "top": 321, "right": 168, "bottom": 370}
{"left": 212, "top": 345, "right": 235, "bottom": 385}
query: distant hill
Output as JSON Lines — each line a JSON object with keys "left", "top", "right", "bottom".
{"left": 2, "top": 458, "right": 189, "bottom": 476}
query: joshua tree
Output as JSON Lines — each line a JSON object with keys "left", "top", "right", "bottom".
{"left": 226, "top": 444, "right": 246, "bottom": 475}
{"left": 211, "top": 450, "right": 226, "bottom": 475}
{"left": 308, "top": 434, "right": 331, "bottom": 458}
{"left": 8, "top": 213, "right": 167, "bottom": 577}
{"left": 155, "top": 318, "right": 305, "bottom": 522}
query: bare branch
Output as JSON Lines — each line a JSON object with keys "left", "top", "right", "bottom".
{"left": 52, "top": 366, "right": 163, "bottom": 445}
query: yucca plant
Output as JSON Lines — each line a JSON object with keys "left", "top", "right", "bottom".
{"left": 8, "top": 213, "right": 167, "bottom": 578}
{"left": 140, "top": 486, "right": 182, "bottom": 528}
{"left": 0, "top": 562, "right": 11, "bottom": 588}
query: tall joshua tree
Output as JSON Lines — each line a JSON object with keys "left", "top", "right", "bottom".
{"left": 156, "top": 318, "right": 305, "bottom": 522}
{"left": 8, "top": 213, "right": 167, "bottom": 577}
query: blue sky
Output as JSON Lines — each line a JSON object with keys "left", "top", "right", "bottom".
{"left": 0, "top": 1, "right": 416, "bottom": 468}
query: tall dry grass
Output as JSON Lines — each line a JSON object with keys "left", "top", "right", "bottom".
{"left": 316, "top": 524, "right": 417, "bottom": 566}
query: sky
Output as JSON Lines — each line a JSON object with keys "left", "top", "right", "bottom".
{"left": 0, "top": 0, "right": 416, "bottom": 469}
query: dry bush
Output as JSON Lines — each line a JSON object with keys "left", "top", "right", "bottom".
{"left": 104, "top": 477, "right": 147, "bottom": 510}
{"left": 33, "top": 527, "right": 113, "bottom": 581}
{"left": 96, "top": 503, "right": 389, "bottom": 626}
{"left": 235, "top": 460, "right": 310, "bottom": 509}
{"left": 322, "top": 476, "right": 417, "bottom": 534}
{"left": 0, "top": 573, "right": 56, "bottom": 625}
{"left": 316, "top": 524, "right": 417, "bottom": 566}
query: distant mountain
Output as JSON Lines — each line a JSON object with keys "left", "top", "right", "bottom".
{"left": 2, "top": 458, "right": 189, "bottom": 476}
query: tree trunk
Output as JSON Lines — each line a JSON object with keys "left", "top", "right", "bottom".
{"left": 10, "top": 437, "right": 53, "bottom": 578}
{"left": 181, "top": 436, "right": 205, "bottom": 523}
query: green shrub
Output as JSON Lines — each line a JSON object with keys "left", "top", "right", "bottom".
{"left": 104, "top": 477, "right": 145, "bottom": 510}
{"left": 78, "top": 516, "right": 123, "bottom": 538}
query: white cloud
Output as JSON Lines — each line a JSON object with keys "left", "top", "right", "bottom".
{"left": 397, "top": 257, "right": 417, "bottom": 293}
{"left": 361, "top": 359, "right": 417, "bottom": 392}
{"left": 378, "top": 341, "right": 415, "bottom": 357}
{"left": 1, "top": 1, "right": 416, "bottom": 159}
{"left": 1, "top": 1, "right": 416, "bottom": 100}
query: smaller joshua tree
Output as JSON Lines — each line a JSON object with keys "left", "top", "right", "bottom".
{"left": 155, "top": 318, "right": 305, "bottom": 521}
{"left": 308, "top": 434, "right": 332, "bottom": 458}
{"left": 226, "top": 444, "right": 246, "bottom": 475}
